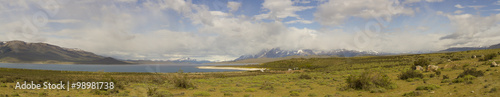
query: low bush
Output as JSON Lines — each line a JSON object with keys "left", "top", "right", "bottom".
{"left": 453, "top": 78, "right": 464, "bottom": 83}
{"left": 307, "top": 93, "right": 317, "bottom": 97}
{"left": 398, "top": 70, "right": 423, "bottom": 80}
{"left": 490, "top": 87, "right": 497, "bottom": 93}
{"left": 260, "top": 81, "right": 274, "bottom": 90}
{"left": 369, "top": 88, "right": 387, "bottom": 93}
{"left": 147, "top": 87, "right": 157, "bottom": 96}
{"left": 435, "top": 70, "right": 441, "bottom": 76}
{"left": 193, "top": 91, "right": 210, "bottom": 96}
{"left": 38, "top": 92, "right": 48, "bottom": 96}
{"left": 11, "top": 93, "right": 19, "bottom": 97}
{"left": 345, "top": 71, "right": 396, "bottom": 91}
{"left": 480, "top": 53, "right": 497, "bottom": 61}
{"left": 173, "top": 72, "right": 196, "bottom": 89}
{"left": 223, "top": 92, "right": 233, "bottom": 96}
{"left": 429, "top": 74, "right": 435, "bottom": 78}
{"left": 290, "top": 91, "right": 300, "bottom": 96}
{"left": 299, "top": 74, "right": 312, "bottom": 79}
{"left": 454, "top": 75, "right": 476, "bottom": 84}
{"left": 403, "top": 91, "right": 422, "bottom": 96}
{"left": 441, "top": 79, "right": 451, "bottom": 83}
{"left": 245, "top": 88, "right": 257, "bottom": 92}
{"left": 220, "top": 87, "right": 242, "bottom": 93}
{"left": 406, "top": 78, "right": 421, "bottom": 82}
{"left": 442, "top": 75, "right": 449, "bottom": 79}
{"left": 416, "top": 84, "right": 440, "bottom": 90}
{"left": 243, "top": 94, "right": 252, "bottom": 97}
{"left": 457, "top": 68, "right": 484, "bottom": 78}
{"left": 413, "top": 59, "right": 430, "bottom": 69}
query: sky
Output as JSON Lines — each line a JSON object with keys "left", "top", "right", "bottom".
{"left": 1, "top": 0, "right": 500, "bottom": 61}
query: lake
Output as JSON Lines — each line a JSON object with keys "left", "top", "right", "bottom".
{"left": 0, "top": 63, "right": 252, "bottom": 73}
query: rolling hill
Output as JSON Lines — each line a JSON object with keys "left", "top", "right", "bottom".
{"left": 0, "top": 40, "right": 129, "bottom": 64}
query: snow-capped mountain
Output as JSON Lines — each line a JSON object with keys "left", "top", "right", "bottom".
{"left": 234, "top": 48, "right": 385, "bottom": 61}
{"left": 169, "top": 57, "right": 212, "bottom": 64}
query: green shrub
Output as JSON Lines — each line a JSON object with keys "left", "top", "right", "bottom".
{"left": 452, "top": 78, "right": 464, "bottom": 83}
{"left": 260, "top": 81, "right": 274, "bottom": 90}
{"left": 223, "top": 92, "right": 233, "bottom": 96}
{"left": 429, "top": 74, "right": 435, "bottom": 78}
{"left": 398, "top": 70, "right": 423, "bottom": 80}
{"left": 457, "top": 68, "right": 484, "bottom": 78}
{"left": 307, "top": 93, "right": 317, "bottom": 97}
{"left": 173, "top": 72, "right": 196, "bottom": 89}
{"left": 453, "top": 75, "right": 476, "bottom": 84}
{"left": 442, "top": 75, "right": 449, "bottom": 79}
{"left": 403, "top": 91, "right": 422, "bottom": 96}
{"left": 220, "top": 87, "right": 242, "bottom": 93}
{"left": 345, "top": 71, "right": 395, "bottom": 91}
{"left": 480, "top": 53, "right": 497, "bottom": 61}
{"left": 38, "top": 92, "right": 48, "bottom": 96}
{"left": 441, "top": 79, "right": 451, "bottom": 83}
{"left": 147, "top": 87, "right": 157, "bottom": 96}
{"left": 369, "top": 88, "right": 387, "bottom": 93}
{"left": 290, "top": 91, "right": 300, "bottom": 96}
{"left": 435, "top": 70, "right": 441, "bottom": 76}
{"left": 299, "top": 74, "right": 312, "bottom": 79}
{"left": 208, "top": 88, "right": 216, "bottom": 92}
{"left": 245, "top": 88, "right": 257, "bottom": 92}
{"left": 490, "top": 87, "right": 497, "bottom": 93}
{"left": 11, "top": 93, "right": 19, "bottom": 97}
{"left": 406, "top": 78, "right": 421, "bottom": 82}
{"left": 244, "top": 94, "right": 252, "bottom": 97}
{"left": 193, "top": 91, "right": 210, "bottom": 96}
{"left": 146, "top": 87, "right": 173, "bottom": 97}
{"left": 413, "top": 59, "right": 430, "bottom": 69}
{"left": 416, "top": 84, "right": 440, "bottom": 90}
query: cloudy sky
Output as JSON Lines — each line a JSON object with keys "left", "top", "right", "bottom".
{"left": 1, "top": 0, "right": 500, "bottom": 61}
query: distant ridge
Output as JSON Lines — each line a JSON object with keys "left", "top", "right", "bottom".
{"left": 440, "top": 43, "right": 500, "bottom": 52}
{"left": 0, "top": 40, "right": 129, "bottom": 64}
{"left": 235, "top": 48, "right": 386, "bottom": 61}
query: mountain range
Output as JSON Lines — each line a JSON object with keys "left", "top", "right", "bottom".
{"left": 0, "top": 40, "right": 129, "bottom": 64}
{"left": 2, "top": 40, "right": 500, "bottom": 64}
{"left": 235, "top": 43, "right": 500, "bottom": 61}
{"left": 126, "top": 57, "right": 212, "bottom": 64}
{"left": 235, "top": 48, "right": 387, "bottom": 61}
{"left": 439, "top": 43, "right": 500, "bottom": 52}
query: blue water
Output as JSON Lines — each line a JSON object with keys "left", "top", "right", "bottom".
{"left": 0, "top": 63, "right": 250, "bottom": 73}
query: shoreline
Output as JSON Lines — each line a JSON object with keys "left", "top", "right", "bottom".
{"left": 197, "top": 66, "right": 266, "bottom": 71}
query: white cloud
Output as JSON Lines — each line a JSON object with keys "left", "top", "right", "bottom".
{"left": 293, "top": 0, "right": 311, "bottom": 4}
{"left": 227, "top": 1, "right": 241, "bottom": 12}
{"left": 454, "top": 4, "right": 464, "bottom": 8}
{"left": 426, "top": 0, "right": 444, "bottom": 2}
{"left": 210, "top": 11, "right": 229, "bottom": 17}
{"left": 254, "top": 0, "right": 313, "bottom": 20}
{"left": 468, "top": 5, "right": 485, "bottom": 10}
{"left": 440, "top": 13, "right": 500, "bottom": 47}
{"left": 285, "top": 20, "right": 313, "bottom": 24}
{"left": 403, "top": 0, "right": 421, "bottom": 4}
{"left": 314, "top": 0, "right": 414, "bottom": 26}
{"left": 454, "top": 10, "right": 463, "bottom": 14}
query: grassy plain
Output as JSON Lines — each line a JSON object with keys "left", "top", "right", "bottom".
{"left": 1, "top": 49, "right": 500, "bottom": 97}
